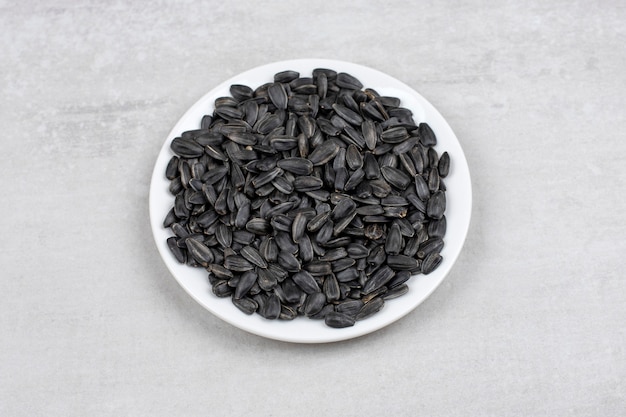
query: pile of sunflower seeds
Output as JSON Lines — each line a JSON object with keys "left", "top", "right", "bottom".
{"left": 163, "top": 68, "right": 449, "bottom": 328}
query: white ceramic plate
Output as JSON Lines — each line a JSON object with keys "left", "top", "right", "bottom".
{"left": 149, "top": 59, "right": 472, "bottom": 343}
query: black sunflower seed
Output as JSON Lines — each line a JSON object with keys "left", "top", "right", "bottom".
{"left": 356, "top": 297, "right": 384, "bottom": 320}
{"left": 386, "top": 255, "right": 419, "bottom": 270}
{"left": 336, "top": 72, "right": 363, "bottom": 90}
{"left": 308, "top": 140, "right": 340, "bottom": 166}
{"left": 232, "top": 297, "right": 258, "bottom": 315}
{"left": 185, "top": 237, "right": 214, "bottom": 267}
{"left": 385, "top": 223, "right": 402, "bottom": 255}
{"left": 418, "top": 123, "right": 436, "bottom": 146}
{"left": 224, "top": 255, "right": 254, "bottom": 272}
{"left": 241, "top": 246, "right": 267, "bottom": 269}
{"left": 362, "top": 265, "right": 395, "bottom": 294}
{"left": 278, "top": 251, "right": 301, "bottom": 272}
{"left": 292, "top": 270, "right": 320, "bottom": 294}
{"left": 332, "top": 103, "right": 363, "bottom": 126}
{"left": 171, "top": 137, "right": 204, "bottom": 158}
{"left": 427, "top": 190, "right": 446, "bottom": 220}
{"left": 325, "top": 312, "right": 356, "bottom": 328}
{"left": 381, "top": 166, "right": 411, "bottom": 190}
{"left": 303, "top": 292, "right": 327, "bottom": 316}
{"left": 421, "top": 252, "right": 442, "bottom": 274}
{"left": 331, "top": 257, "right": 355, "bottom": 272}
{"left": 234, "top": 270, "right": 258, "bottom": 299}
{"left": 276, "top": 157, "right": 314, "bottom": 175}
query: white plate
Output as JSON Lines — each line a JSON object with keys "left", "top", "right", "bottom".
{"left": 149, "top": 59, "right": 472, "bottom": 343}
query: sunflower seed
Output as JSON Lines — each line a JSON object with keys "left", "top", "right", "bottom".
{"left": 259, "top": 293, "right": 280, "bottom": 319}
{"left": 428, "top": 215, "right": 447, "bottom": 238}
{"left": 332, "top": 257, "right": 355, "bottom": 272}
{"left": 387, "top": 270, "right": 412, "bottom": 289}
{"left": 385, "top": 223, "right": 402, "bottom": 255}
{"left": 319, "top": 248, "right": 348, "bottom": 261}
{"left": 256, "top": 268, "right": 276, "bottom": 291}
{"left": 234, "top": 270, "right": 258, "bottom": 299}
{"left": 402, "top": 235, "right": 420, "bottom": 257}
{"left": 414, "top": 175, "right": 430, "bottom": 201}
{"left": 213, "top": 223, "right": 231, "bottom": 248}
{"left": 397, "top": 152, "right": 417, "bottom": 177}
{"left": 209, "top": 264, "right": 234, "bottom": 280}
{"left": 383, "top": 206, "right": 407, "bottom": 218}
{"left": 232, "top": 297, "right": 258, "bottom": 315}
{"left": 381, "top": 127, "right": 409, "bottom": 144}
{"left": 298, "top": 234, "right": 314, "bottom": 263}
{"left": 387, "top": 254, "right": 419, "bottom": 270}
{"left": 418, "top": 123, "right": 436, "bottom": 146}
{"left": 291, "top": 212, "right": 307, "bottom": 243}
{"left": 167, "top": 237, "right": 186, "bottom": 263}
{"left": 361, "top": 120, "right": 377, "bottom": 150}
{"left": 353, "top": 204, "right": 382, "bottom": 216}
{"left": 322, "top": 312, "right": 354, "bottom": 328}
{"left": 224, "top": 255, "right": 254, "bottom": 272}
{"left": 332, "top": 103, "right": 363, "bottom": 126}
{"left": 293, "top": 176, "right": 323, "bottom": 192}
{"left": 381, "top": 166, "right": 411, "bottom": 190}
{"left": 336, "top": 72, "right": 363, "bottom": 90}
{"left": 267, "top": 83, "right": 288, "bottom": 110}
{"left": 342, "top": 125, "right": 366, "bottom": 149}
{"left": 427, "top": 190, "right": 446, "bottom": 220}
{"left": 333, "top": 211, "right": 357, "bottom": 236}
{"left": 356, "top": 297, "right": 384, "bottom": 320}
{"left": 316, "top": 220, "right": 334, "bottom": 244}
{"left": 171, "top": 137, "right": 205, "bottom": 158}
{"left": 212, "top": 280, "right": 233, "bottom": 297}
{"left": 267, "top": 263, "right": 288, "bottom": 281}
{"left": 275, "top": 70, "right": 300, "bottom": 83}
{"left": 279, "top": 304, "right": 298, "bottom": 320}
{"left": 186, "top": 238, "right": 214, "bottom": 267}
{"left": 335, "top": 299, "right": 363, "bottom": 316}
{"left": 304, "top": 261, "right": 332, "bottom": 276}
{"left": 246, "top": 217, "right": 271, "bottom": 234}
{"left": 276, "top": 157, "right": 314, "bottom": 175}
{"left": 254, "top": 167, "right": 284, "bottom": 189}
{"left": 275, "top": 231, "right": 299, "bottom": 254}
{"left": 438, "top": 151, "right": 450, "bottom": 178}
{"left": 270, "top": 214, "right": 292, "bottom": 232}
{"left": 307, "top": 211, "right": 330, "bottom": 233}
{"left": 336, "top": 267, "right": 359, "bottom": 282}
{"left": 308, "top": 140, "right": 340, "bottom": 166}
{"left": 362, "top": 265, "right": 395, "bottom": 294}
{"left": 240, "top": 246, "right": 267, "bottom": 269}
{"left": 331, "top": 198, "right": 357, "bottom": 220}
{"left": 347, "top": 243, "right": 369, "bottom": 259}
{"left": 292, "top": 270, "right": 320, "bottom": 294}
{"left": 417, "top": 237, "right": 444, "bottom": 259}
{"left": 344, "top": 168, "right": 365, "bottom": 191}
{"left": 278, "top": 251, "right": 301, "bottom": 272}
{"left": 303, "top": 292, "right": 327, "bottom": 316}
{"left": 421, "top": 252, "right": 442, "bottom": 274}
{"left": 166, "top": 156, "right": 180, "bottom": 180}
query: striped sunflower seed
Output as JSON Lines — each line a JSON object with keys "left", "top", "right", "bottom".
{"left": 277, "top": 157, "right": 314, "bottom": 175}
{"left": 325, "top": 312, "right": 356, "bottom": 328}
{"left": 292, "top": 270, "right": 320, "bottom": 294}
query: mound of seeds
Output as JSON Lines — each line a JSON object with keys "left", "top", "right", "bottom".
{"left": 163, "top": 68, "right": 450, "bottom": 328}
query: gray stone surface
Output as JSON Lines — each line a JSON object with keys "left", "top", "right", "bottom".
{"left": 1, "top": 1, "right": 625, "bottom": 415}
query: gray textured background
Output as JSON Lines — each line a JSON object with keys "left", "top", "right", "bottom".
{"left": 1, "top": 1, "right": 625, "bottom": 415}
